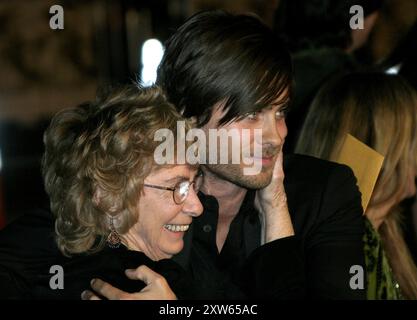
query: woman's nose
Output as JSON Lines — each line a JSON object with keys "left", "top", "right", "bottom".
{"left": 182, "top": 188, "right": 204, "bottom": 217}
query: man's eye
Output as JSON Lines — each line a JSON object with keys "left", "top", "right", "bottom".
{"left": 276, "top": 108, "right": 288, "bottom": 120}
{"left": 246, "top": 112, "right": 258, "bottom": 120}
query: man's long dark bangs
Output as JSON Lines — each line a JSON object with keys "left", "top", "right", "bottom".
{"left": 255, "top": 59, "right": 292, "bottom": 110}
{"left": 218, "top": 56, "right": 292, "bottom": 126}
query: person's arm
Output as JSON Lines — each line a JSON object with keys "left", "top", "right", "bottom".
{"left": 255, "top": 151, "right": 294, "bottom": 243}
{"left": 243, "top": 151, "right": 304, "bottom": 299}
{"left": 81, "top": 265, "right": 177, "bottom": 300}
{"left": 305, "top": 164, "right": 366, "bottom": 299}
{"left": 240, "top": 163, "right": 365, "bottom": 300}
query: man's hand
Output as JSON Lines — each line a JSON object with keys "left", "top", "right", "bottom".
{"left": 81, "top": 265, "right": 177, "bottom": 300}
{"left": 254, "top": 151, "right": 294, "bottom": 243}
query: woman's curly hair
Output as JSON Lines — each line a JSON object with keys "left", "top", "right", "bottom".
{"left": 42, "top": 85, "right": 192, "bottom": 256}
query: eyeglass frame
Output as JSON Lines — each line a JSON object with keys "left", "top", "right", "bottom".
{"left": 143, "top": 172, "right": 203, "bottom": 205}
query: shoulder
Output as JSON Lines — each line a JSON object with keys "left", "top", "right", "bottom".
{"left": 281, "top": 155, "right": 365, "bottom": 299}
{"left": 284, "top": 153, "right": 357, "bottom": 186}
{"left": 0, "top": 209, "right": 58, "bottom": 299}
{"left": 0, "top": 208, "right": 54, "bottom": 235}
{"left": 284, "top": 153, "right": 363, "bottom": 235}
{"left": 0, "top": 208, "right": 58, "bottom": 258}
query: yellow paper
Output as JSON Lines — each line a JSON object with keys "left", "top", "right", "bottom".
{"left": 334, "top": 134, "right": 384, "bottom": 212}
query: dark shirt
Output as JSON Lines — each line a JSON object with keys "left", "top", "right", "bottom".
{"left": 0, "top": 208, "right": 58, "bottom": 299}
{"left": 174, "top": 154, "right": 366, "bottom": 299}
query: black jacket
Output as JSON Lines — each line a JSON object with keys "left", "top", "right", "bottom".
{"left": 173, "top": 154, "right": 366, "bottom": 299}
{"left": 32, "top": 246, "right": 192, "bottom": 300}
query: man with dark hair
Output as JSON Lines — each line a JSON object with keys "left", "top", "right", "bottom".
{"left": 86, "top": 10, "right": 365, "bottom": 299}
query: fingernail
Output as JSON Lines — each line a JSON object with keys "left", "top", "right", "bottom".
{"left": 90, "top": 279, "right": 96, "bottom": 286}
{"left": 125, "top": 269, "right": 133, "bottom": 275}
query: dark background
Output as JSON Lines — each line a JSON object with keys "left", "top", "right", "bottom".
{"left": 0, "top": 0, "right": 283, "bottom": 224}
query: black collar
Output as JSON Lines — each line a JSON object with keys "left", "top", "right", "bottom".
{"left": 173, "top": 191, "right": 261, "bottom": 269}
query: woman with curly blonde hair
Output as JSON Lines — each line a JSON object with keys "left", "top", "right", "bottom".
{"left": 11, "top": 85, "right": 203, "bottom": 299}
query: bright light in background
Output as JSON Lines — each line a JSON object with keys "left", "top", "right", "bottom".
{"left": 385, "top": 64, "right": 401, "bottom": 75}
{"left": 141, "top": 39, "right": 164, "bottom": 86}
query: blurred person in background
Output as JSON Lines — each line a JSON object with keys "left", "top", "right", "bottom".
{"left": 359, "top": 0, "right": 417, "bottom": 69}
{"left": 296, "top": 72, "right": 417, "bottom": 299}
{"left": 399, "top": 46, "right": 417, "bottom": 267}
{"left": 274, "top": 0, "right": 382, "bottom": 152}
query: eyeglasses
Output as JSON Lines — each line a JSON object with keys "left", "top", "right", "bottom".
{"left": 144, "top": 172, "right": 203, "bottom": 205}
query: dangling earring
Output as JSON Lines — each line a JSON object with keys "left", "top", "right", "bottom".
{"left": 107, "top": 215, "right": 121, "bottom": 248}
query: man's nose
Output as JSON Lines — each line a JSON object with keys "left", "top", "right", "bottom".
{"left": 182, "top": 188, "right": 204, "bottom": 217}
{"left": 261, "top": 112, "right": 286, "bottom": 147}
